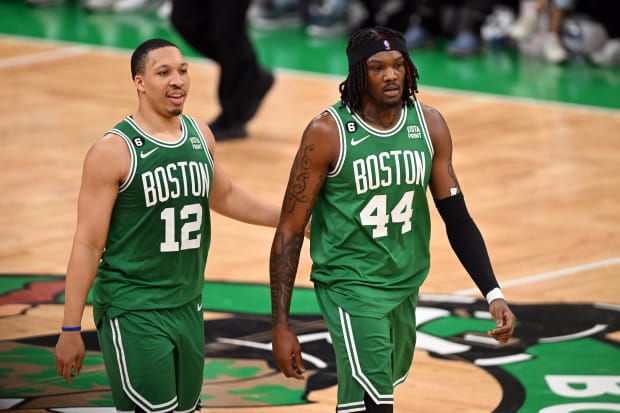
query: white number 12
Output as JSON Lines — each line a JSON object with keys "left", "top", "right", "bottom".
{"left": 160, "top": 204, "right": 203, "bottom": 252}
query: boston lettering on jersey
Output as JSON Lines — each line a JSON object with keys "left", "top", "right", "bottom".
{"left": 141, "top": 160, "right": 211, "bottom": 207}
{"left": 352, "top": 149, "right": 427, "bottom": 195}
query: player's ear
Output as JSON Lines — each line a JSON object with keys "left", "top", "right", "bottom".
{"left": 134, "top": 74, "right": 145, "bottom": 92}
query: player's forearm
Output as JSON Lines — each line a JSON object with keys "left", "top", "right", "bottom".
{"left": 212, "top": 183, "right": 280, "bottom": 228}
{"left": 61, "top": 242, "right": 101, "bottom": 327}
{"left": 269, "top": 230, "right": 304, "bottom": 327}
{"left": 447, "top": 219, "right": 499, "bottom": 296}
{"left": 435, "top": 193, "right": 500, "bottom": 296}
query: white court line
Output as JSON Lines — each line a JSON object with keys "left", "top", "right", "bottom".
{"left": 0, "top": 45, "right": 91, "bottom": 69}
{"left": 538, "top": 324, "right": 608, "bottom": 343}
{"left": 454, "top": 256, "right": 620, "bottom": 295}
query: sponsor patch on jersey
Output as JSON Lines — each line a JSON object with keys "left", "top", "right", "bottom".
{"left": 190, "top": 136, "right": 202, "bottom": 150}
{"left": 407, "top": 125, "right": 422, "bottom": 139}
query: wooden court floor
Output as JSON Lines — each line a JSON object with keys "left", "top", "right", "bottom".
{"left": 0, "top": 36, "right": 619, "bottom": 412}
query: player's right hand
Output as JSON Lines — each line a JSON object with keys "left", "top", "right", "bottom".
{"left": 272, "top": 325, "right": 305, "bottom": 380}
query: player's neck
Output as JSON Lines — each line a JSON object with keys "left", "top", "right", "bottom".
{"left": 358, "top": 104, "right": 401, "bottom": 130}
{"left": 132, "top": 110, "right": 183, "bottom": 142}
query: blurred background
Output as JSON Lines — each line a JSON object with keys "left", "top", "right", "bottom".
{"left": 1, "top": 0, "right": 619, "bottom": 109}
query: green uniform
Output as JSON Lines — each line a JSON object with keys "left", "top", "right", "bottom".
{"left": 310, "top": 100, "right": 433, "bottom": 411}
{"left": 94, "top": 114, "right": 213, "bottom": 413}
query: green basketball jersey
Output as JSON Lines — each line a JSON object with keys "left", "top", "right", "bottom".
{"left": 310, "top": 100, "right": 434, "bottom": 318}
{"left": 93, "top": 114, "right": 213, "bottom": 323}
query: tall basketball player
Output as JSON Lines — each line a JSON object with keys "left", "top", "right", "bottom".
{"left": 269, "top": 26, "right": 517, "bottom": 413}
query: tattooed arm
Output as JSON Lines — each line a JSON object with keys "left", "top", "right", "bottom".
{"left": 270, "top": 112, "right": 339, "bottom": 379}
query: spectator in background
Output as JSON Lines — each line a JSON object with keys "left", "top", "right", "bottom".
{"left": 26, "top": 0, "right": 172, "bottom": 15}
{"left": 171, "top": 0, "right": 274, "bottom": 140}
{"left": 250, "top": 0, "right": 308, "bottom": 30}
{"left": 404, "top": 0, "right": 497, "bottom": 57}
{"left": 575, "top": 0, "right": 620, "bottom": 67}
{"left": 509, "top": 0, "right": 574, "bottom": 63}
{"left": 250, "top": 0, "right": 413, "bottom": 38}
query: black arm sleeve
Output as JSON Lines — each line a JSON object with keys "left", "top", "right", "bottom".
{"left": 434, "top": 193, "right": 499, "bottom": 296}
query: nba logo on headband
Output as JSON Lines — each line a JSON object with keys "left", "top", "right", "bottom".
{"left": 346, "top": 36, "right": 407, "bottom": 67}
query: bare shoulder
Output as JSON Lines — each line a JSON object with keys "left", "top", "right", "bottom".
{"left": 85, "top": 132, "right": 130, "bottom": 182}
{"left": 419, "top": 102, "right": 451, "bottom": 149}
{"left": 299, "top": 110, "right": 340, "bottom": 167}
{"left": 420, "top": 102, "right": 447, "bottom": 129}
{"left": 91, "top": 132, "right": 128, "bottom": 157}
{"left": 304, "top": 110, "right": 338, "bottom": 139}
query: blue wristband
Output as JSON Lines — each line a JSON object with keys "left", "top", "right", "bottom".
{"left": 61, "top": 326, "right": 81, "bottom": 332}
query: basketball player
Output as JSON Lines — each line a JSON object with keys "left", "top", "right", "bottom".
{"left": 54, "top": 38, "right": 280, "bottom": 413}
{"left": 269, "top": 26, "right": 517, "bottom": 413}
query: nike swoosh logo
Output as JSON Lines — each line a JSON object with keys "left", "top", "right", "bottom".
{"left": 197, "top": 303, "right": 203, "bottom": 311}
{"left": 139, "top": 147, "right": 159, "bottom": 159}
{"left": 351, "top": 134, "right": 371, "bottom": 146}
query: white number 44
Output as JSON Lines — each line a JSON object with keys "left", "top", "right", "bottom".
{"left": 359, "top": 191, "right": 414, "bottom": 238}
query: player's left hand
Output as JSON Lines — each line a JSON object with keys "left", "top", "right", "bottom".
{"left": 487, "top": 299, "right": 516, "bottom": 343}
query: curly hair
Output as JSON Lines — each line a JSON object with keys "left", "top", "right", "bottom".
{"left": 339, "top": 27, "right": 419, "bottom": 113}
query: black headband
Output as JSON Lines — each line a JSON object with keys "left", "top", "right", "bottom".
{"left": 347, "top": 37, "right": 408, "bottom": 67}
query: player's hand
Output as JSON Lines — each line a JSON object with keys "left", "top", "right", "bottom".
{"left": 54, "top": 332, "right": 86, "bottom": 384}
{"left": 487, "top": 299, "right": 516, "bottom": 343}
{"left": 272, "top": 325, "right": 305, "bottom": 379}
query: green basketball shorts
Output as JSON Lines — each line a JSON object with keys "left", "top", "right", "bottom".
{"left": 315, "top": 285, "right": 418, "bottom": 412}
{"left": 96, "top": 297, "right": 204, "bottom": 413}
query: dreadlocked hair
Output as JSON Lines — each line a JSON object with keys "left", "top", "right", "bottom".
{"left": 339, "top": 27, "right": 419, "bottom": 113}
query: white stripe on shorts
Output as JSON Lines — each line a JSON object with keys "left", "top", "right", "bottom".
{"left": 110, "top": 318, "right": 178, "bottom": 413}
{"left": 338, "top": 307, "right": 394, "bottom": 405}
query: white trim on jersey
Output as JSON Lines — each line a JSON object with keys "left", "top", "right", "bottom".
{"left": 124, "top": 116, "right": 187, "bottom": 148}
{"left": 325, "top": 106, "right": 348, "bottom": 178}
{"left": 413, "top": 99, "right": 434, "bottom": 158}
{"left": 350, "top": 105, "right": 407, "bottom": 137}
{"left": 184, "top": 115, "right": 214, "bottom": 171}
{"left": 110, "top": 128, "right": 137, "bottom": 193}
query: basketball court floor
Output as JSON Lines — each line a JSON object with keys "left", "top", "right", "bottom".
{"left": 0, "top": 1, "right": 619, "bottom": 412}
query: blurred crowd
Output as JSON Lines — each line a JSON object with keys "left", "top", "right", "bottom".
{"left": 25, "top": 0, "right": 620, "bottom": 67}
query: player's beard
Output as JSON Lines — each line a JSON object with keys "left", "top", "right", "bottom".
{"left": 382, "top": 99, "right": 402, "bottom": 110}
